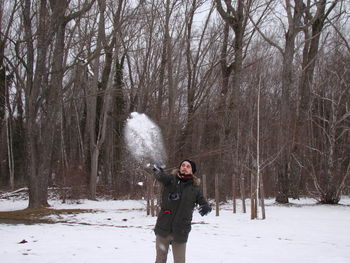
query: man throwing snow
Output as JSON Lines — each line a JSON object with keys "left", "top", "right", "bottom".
{"left": 152, "top": 159, "right": 212, "bottom": 263}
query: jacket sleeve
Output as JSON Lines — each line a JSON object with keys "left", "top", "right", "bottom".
{"left": 196, "top": 188, "right": 209, "bottom": 206}
{"left": 153, "top": 170, "right": 173, "bottom": 185}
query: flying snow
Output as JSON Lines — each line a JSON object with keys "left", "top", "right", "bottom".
{"left": 124, "top": 112, "right": 167, "bottom": 166}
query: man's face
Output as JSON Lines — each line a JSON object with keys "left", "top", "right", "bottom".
{"left": 179, "top": 161, "right": 193, "bottom": 175}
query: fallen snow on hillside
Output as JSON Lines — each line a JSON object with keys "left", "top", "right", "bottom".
{"left": 1, "top": 197, "right": 349, "bottom": 263}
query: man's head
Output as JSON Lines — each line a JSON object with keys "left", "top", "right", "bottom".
{"left": 179, "top": 159, "right": 196, "bottom": 175}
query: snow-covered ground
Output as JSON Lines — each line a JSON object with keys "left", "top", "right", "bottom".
{"left": 1, "top": 197, "right": 350, "bottom": 263}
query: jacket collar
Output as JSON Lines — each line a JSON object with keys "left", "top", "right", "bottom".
{"left": 177, "top": 174, "right": 194, "bottom": 184}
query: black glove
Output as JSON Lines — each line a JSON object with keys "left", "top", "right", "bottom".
{"left": 151, "top": 162, "right": 164, "bottom": 174}
{"left": 198, "top": 203, "right": 212, "bottom": 216}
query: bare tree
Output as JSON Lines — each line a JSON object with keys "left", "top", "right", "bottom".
{"left": 212, "top": 0, "right": 264, "bottom": 207}
{"left": 21, "top": 0, "right": 96, "bottom": 208}
{"left": 215, "top": 0, "right": 246, "bottom": 155}
{"left": 1, "top": 0, "right": 349, "bottom": 204}
{"left": 87, "top": 0, "right": 127, "bottom": 199}
{"left": 0, "top": 0, "right": 19, "bottom": 188}
{"left": 305, "top": 46, "right": 350, "bottom": 203}
{"left": 179, "top": 0, "right": 216, "bottom": 158}
{"left": 160, "top": 0, "right": 177, "bottom": 163}
{"left": 293, "top": 0, "right": 339, "bottom": 164}
{"left": 22, "top": 0, "right": 52, "bottom": 208}
{"left": 248, "top": 0, "right": 307, "bottom": 203}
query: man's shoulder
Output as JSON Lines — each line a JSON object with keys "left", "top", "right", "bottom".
{"left": 193, "top": 175, "right": 201, "bottom": 186}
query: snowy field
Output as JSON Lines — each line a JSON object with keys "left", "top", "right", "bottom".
{"left": 1, "top": 196, "right": 350, "bottom": 263}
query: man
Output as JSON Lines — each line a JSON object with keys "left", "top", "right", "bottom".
{"left": 152, "top": 159, "right": 211, "bottom": 263}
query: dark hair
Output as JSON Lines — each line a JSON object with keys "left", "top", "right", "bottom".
{"left": 179, "top": 159, "right": 197, "bottom": 174}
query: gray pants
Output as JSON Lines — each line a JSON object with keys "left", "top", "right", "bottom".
{"left": 155, "top": 235, "right": 186, "bottom": 263}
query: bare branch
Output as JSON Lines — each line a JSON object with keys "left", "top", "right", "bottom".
{"left": 245, "top": 1, "right": 284, "bottom": 54}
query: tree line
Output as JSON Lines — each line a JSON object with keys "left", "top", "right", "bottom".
{"left": 0, "top": 0, "right": 349, "bottom": 208}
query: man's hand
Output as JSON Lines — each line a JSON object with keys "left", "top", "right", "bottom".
{"left": 152, "top": 163, "right": 164, "bottom": 173}
{"left": 147, "top": 162, "right": 165, "bottom": 176}
{"left": 198, "top": 203, "right": 212, "bottom": 216}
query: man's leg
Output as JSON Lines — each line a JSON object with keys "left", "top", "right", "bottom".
{"left": 172, "top": 241, "right": 186, "bottom": 263}
{"left": 155, "top": 235, "right": 171, "bottom": 263}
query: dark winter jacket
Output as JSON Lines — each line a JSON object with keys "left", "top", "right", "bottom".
{"left": 153, "top": 170, "right": 209, "bottom": 243}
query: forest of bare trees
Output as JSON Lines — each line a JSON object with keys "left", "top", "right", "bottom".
{"left": 0, "top": 0, "right": 349, "bottom": 208}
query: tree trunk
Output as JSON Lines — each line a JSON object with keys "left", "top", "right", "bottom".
{"left": 25, "top": 0, "right": 50, "bottom": 208}
{"left": 112, "top": 56, "right": 126, "bottom": 189}
{"left": 90, "top": 146, "right": 99, "bottom": 199}
{"left": 250, "top": 173, "right": 256, "bottom": 219}
{"left": 293, "top": 0, "right": 338, "bottom": 180}
{"left": 260, "top": 176, "right": 266, "bottom": 219}
{"left": 6, "top": 109, "right": 15, "bottom": 189}
{"left": 240, "top": 175, "right": 246, "bottom": 213}
{"left": 232, "top": 174, "right": 236, "bottom": 213}
{"left": 88, "top": 0, "right": 114, "bottom": 199}
{"left": 215, "top": 173, "right": 220, "bottom": 216}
